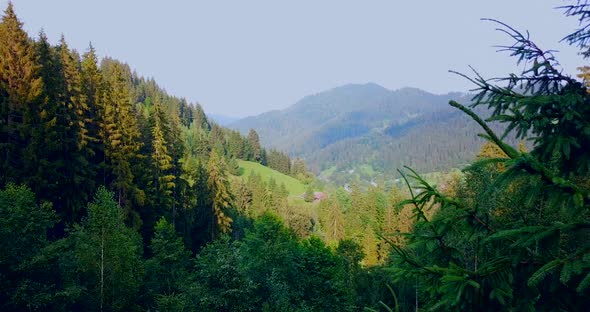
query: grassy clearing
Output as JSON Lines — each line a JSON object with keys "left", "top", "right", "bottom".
{"left": 237, "top": 160, "right": 307, "bottom": 196}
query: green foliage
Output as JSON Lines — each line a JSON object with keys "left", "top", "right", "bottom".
{"left": 299, "top": 236, "right": 355, "bottom": 311}
{"left": 65, "top": 187, "right": 143, "bottom": 311}
{"left": 231, "top": 83, "right": 513, "bottom": 185}
{"left": 0, "top": 3, "right": 421, "bottom": 311}
{"left": 385, "top": 5, "right": 590, "bottom": 310}
{"left": 239, "top": 214, "right": 357, "bottom": 311}
{"left": 144, "top": 217, "right": 192, "bottom": 310}
{"left": 0, "top": 184, "right": 57, "bottom": 270}
{"left": 193, "top": 236, "right": 258, "bottom": 311}
{"left": 227, "top": 156, "right": 243, "bottom": 176}
{"left": 266, "top": 149, "right": 292, "bottom": 175}
{"left": 0, "top": 3, "right": 43, "bottom": 188}
{"left": 247, "top": 129, "right": 262, "bottom": 163}
{"left": 207, "top": 150, "right": 233, "bottom": 237}
{"left": 0, "top": 184, "right": 58, "bottom": 311}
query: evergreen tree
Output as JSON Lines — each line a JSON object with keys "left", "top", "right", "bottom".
{"left": 193, "top": 236, "right": 258, "bottom": 311}
{"left": 192, "top": 103, "right": 210, "bottom": 131}
{"left": 144, "top": 217, "right": 192, "bottom": 310}
{"left": 232, "top": 179, "right": 253, "bottom": 215}
{"left": 387, "top": 6, "right": 590, "bottom": 310}
{"left": 321, "top": 198, "right": 345, "bottom": 242}
{"left": 227, "top": 130, "right": 245, "bottom": 159}
{"left": 207, "top": 150, "right": 233, "bottom": 239}
{"left": 150, "top": 97, "right": 175, "bottom": 217}
{"left": 209, "top": 124, "right": 226, "bottom": 155}
{"left": 247, "top": 129, "right": 262, "bottom": 163}
{"left": 0, "top": 184, "right": 58, "bottom": 311}
{"left": 81, "top": 43, "right": 106, "bottom": 184}
{"left": 54, "top": 36, "right": 95, "bottom": 220}
{"left": 0, "top": 3, "right": 43, "bottom": 186}
{"left": 167, "top": 112, "right": 185, "bottom": 227}
{"left": 30, "top": 31, "right": 65, "bottom": 215}
{"left": 101, "top": 61, "right": 142, "bottom": 209}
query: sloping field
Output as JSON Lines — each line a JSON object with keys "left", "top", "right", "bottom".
{"left": 237, "top": 160, "right": 306, "bottom": 196}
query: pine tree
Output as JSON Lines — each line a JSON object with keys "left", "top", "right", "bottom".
{"left": 207, "top": 150, "right": 233, "bottom": 239}
{"left": 247, "top": 129, "right": 262, "bottom": 163}
{"left": 167, "top": 112, "right": 184, "bottom": 227}
{"left": 321, "top": 198, "right": 345, "bottom": 242}
{"left": 209, "top": 124, "right": 226, "bottom": 155}
{"left": 387, "top": 5, "right": 590, "bottom": 310}
{"left": 0, "top": 3, "right": 43, "bottom": 186}
{"left": 55, "top": 36, "right": 95, "bottom": 219}
{"left": 232, "top": 179, "right": 253, "bottom": 215}
{"left": 0, "top": 184, "right": 58, "bottom": 310}
{"left": 81, "top": 43, "right": 106, "bottom": 184}
{"left": 144, "top": 217, "right": 192, "bottom": 310}
{"left": 101, "top": 61, "right": 142, "bottom": 208}
{"left": 192, "top": 103, "right": 210, "bottom": 131}
{"left": 31, "top": 31, "right": 64, "bottom": 210}
{"left": 150, "top": 97, "right": 175, "bottom": 216}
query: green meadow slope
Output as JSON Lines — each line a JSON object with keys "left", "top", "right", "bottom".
{"left": 237, "top": 160, "right": 307, "bottom": 196}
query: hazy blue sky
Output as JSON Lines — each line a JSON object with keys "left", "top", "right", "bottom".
{"left": 3, "top": 1, "right": 583, "bottom": 117}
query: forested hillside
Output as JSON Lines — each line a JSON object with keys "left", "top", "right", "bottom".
{"left": 231, "top": 84, "right": 517, "bottom": 184}
{"left": 0, "top": 3, "right": 407, "bottom": 310}
{"left": 1, "top": 1, "right": 590, "bottom": 311}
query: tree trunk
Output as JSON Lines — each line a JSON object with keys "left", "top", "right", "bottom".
{"left": 100, "top": 226, "right": 104, "bottom": 312}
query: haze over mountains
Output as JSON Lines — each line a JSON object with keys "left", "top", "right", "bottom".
{"left": 231, "top": 83, "right": 510, "bottom": 184}
{"left": 207, "top": 113, "right": 240, "bottom": 126}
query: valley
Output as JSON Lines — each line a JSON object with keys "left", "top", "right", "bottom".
{"left": 1, "top": 1, "right": 589, "bottom": 311}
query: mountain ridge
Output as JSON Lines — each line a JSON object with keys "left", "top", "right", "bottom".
{"left": 230, "top": 83, "right": 507, "bottom": 184}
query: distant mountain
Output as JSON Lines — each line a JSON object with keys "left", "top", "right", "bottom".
{"left": 230, "top": 83, "right": 512, "bottom": 185}
{"left": 207, "top": 114, "right": 240, "bottom": 126}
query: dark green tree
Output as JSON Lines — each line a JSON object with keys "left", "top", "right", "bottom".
{"left": 193, "top": 236, "right": 258, "bottom": 311}
{"left": 207, "top": 150, "right": 233, "bottom": 238}
{"left": 247, "top": 128, "right": 262, "bottom": 163}
{"left": 0, "top": 3, "right": 43, "bottom": 186}
{"left": 101, "top": 61, "right": 142, "bottom": 209}
{"left": 81, "top": 43, "right": 106, "bottom": 185}
{"left": 387, "top": 5, "right": 590, "bottom": 310}
{"left": 150, "top": 98, "right": 175, "bottom": 215}
{"left": 0, "top": 184, "right": 58, "bottom": 311}
{"left": 144, "top": 217, "right": 192, "bottom": 310}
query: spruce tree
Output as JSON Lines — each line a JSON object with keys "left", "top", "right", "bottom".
{"left": 31, "top": 31, "right": 63, "bottom": 210}
{"left": 0, "top": 184, "right": 58, "bottom": 311}
{"left": 150, "top": 97, "right": 175, "bottom": 218}
{"left": 247, "top": 129, "right": 262, "bottom": 163}
{"left": 101, "top": 61, "right": 142, "bottom": 208}
{"left": 55, "top": 36, "right": 95, "bottom": 219}
{"left": 321, "top": 198, "right": 345, "bottom": 242}
{"left": 387, "top": 4, "right": 590, "bottom": 310}
{"left": 206, "top": 150, "right": 233, "bottom": 239}
{"left": 144, "top": 217, "right": 192, "bottom": 310}
{"left": 0, "top": 3, "right": 43, "bottom": 186}
{"left": 81, "top": 43, "right": 106, "bottom": 184}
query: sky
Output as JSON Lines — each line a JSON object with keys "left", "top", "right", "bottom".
{"left": 2, "top": 1, "right": 584, "bottom": 117}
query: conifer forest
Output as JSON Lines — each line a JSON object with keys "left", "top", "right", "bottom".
{"left": 1, "top": 1, "right": 590, "bottom": 311}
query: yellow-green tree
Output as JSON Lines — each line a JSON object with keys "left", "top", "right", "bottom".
{"left": 0, "top": 3, "right": 42, "bottom": 186}
{"left": 207, "top": 150, "right": 233, "bottom": 238}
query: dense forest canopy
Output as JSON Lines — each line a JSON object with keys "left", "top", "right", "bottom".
{"left": 1, "top": 1, "right": 590, "bottom": 311}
